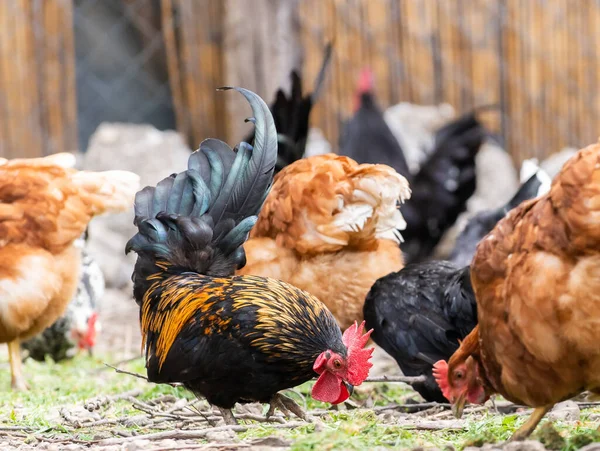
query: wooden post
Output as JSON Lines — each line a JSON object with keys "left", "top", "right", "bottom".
{"left": 0, "top": 0, "right": 77, "bottom": 159}
{"left": 223, "top": 0, "right": 303, "bottom": 143}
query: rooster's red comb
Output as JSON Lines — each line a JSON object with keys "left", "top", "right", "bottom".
{"left": 343, "top": 321, "right": 374, "bottom": 386}
{"left": 357, "top": 68, "right": 374, "bottom": 95}
{"left": 432, "top": 360, "right": 451, "bottom": 401}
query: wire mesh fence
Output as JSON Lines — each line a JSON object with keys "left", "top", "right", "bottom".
{"left": 0, "top": 0, "right": 599, "bottom": 161}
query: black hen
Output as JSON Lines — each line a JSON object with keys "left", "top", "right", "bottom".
{"left": 401, "top": 106, "right": 498, "bottom": 263}
{"left": 363, "top": 261, "right": 476, "bottom": 403}
{"left": 449, "top": 167, "right": 551, "bottom": 267}
{"left": 338, "top": 69, "right": 411, "bottom": 179}
{"left": 244, "top": 43, "right": 333, "bottom": 173}
{"left": 125, "top": 87, "right": 373, "bottom": 424}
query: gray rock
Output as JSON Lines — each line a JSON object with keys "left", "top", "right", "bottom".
{"left": 463, "top": 441, "right": 549, "bottom": 451}
{"left": 502, "top": 441, "right": 549, "bottom": 451}
{"left": 384, "top": 102, "right": 456, "bottom": 173}
{"left": 250, "top": 436, "right": 292, "bottom": 448}
{"left": 305, "top": 128, "right": 332, "bottom": 157}
{"left": 578, "top": 444, "right": 600, "bottom": 451}
{"left": 82, "top": 122, "right": 192, "bottom": 288}
{"left": 547, "top": 400, "right": 580, "bottom": 422}
{"left": 204, "top": 428, "right": 238, "bottom": 442}
{"left": 125, "top": 439, "right": 152, "bottom": 451}
{"left": 540, "top": 148, "right": 578, "bottom": 179}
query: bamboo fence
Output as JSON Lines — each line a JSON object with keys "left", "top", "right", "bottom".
{"left": 0, "top": 0, "right": 77, "bottom": 159}
{"left": 1, "top": 0, "right": 599, "bottom": 163}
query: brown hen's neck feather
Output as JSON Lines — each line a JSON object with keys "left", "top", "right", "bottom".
{"left": 449, "top": 326, "right": 480, "bottom": 369}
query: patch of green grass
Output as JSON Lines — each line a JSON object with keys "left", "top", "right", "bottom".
{"left": 1, "top": 356, "right": 599, "bottom": 450}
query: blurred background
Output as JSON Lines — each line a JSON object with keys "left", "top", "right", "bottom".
{"left": 0, "top": 0, "right": 597, "bottom": 363}
{"left": 1, "top": 0, "right": 599, "bottom": 162}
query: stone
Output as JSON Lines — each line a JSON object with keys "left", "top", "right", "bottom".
{"left": 384, "top": 102, "right": 456, "bottom": 173}
{"left": 547, "top": 400, "right": 580, "bottom": 422}
{"left": 83, "top": 122, "right": 192, "bottom": 288}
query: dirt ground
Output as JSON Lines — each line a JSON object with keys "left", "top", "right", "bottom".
{"left": 2, "top": 288, "right": 597, "bottom": 451}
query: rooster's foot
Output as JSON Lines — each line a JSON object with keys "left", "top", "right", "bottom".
{"left": 266, "top": 393, "right": 310, "bottom": 422}
{"left": 217, "top": 407, "right": 237, "bottom": 425}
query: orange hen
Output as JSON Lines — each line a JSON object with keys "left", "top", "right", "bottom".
{"left": 237, "top": 154, "right": 410, "bottom": 330}
{"left": 434, "top": 141, "right": 600, "bottom": 440}
{"left": 0, "top": 153, "right": 139, "bottom": 390}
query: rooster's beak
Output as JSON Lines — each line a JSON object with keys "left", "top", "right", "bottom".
{"left": 344, "top": 382, "right": 354, "bottom": 397}
{"left": 451, "top": 392, "right": 466, "bottom": 419}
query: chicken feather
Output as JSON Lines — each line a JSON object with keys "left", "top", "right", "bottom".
{"left": 438, "top": 141, "right": 600, "bottom": 439}
{"left": 239, "top": 154, "right": 410, "bottom": 329}
{"left": 0, "top": 153, "right": 139, "bottom": 390}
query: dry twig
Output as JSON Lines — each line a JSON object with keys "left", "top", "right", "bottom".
{"left": 97, "top": 422, "right": 306, "bottom": 446}
{"left": 364, "top": 375, "right": 427, "bottom": 384}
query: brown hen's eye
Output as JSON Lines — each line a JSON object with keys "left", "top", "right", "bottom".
{"left": 333, "top": 359, "right": 342, "bottom": 369}
{"left": 454, "top": 371, "right": 464, "bottom": 380}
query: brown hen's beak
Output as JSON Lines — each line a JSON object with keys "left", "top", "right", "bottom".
{"left": 344, "top": 382, "right": 354, "bottom": 396}
{"left": 452, "top": 393, "right": 466, "bottom": 419}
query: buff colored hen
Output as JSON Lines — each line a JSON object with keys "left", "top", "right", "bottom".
{"left": 435, "top": 141, "right": 600, "bottom": 440}
{"left": 0, "top": 152, "right": 139, "bottom": 390}
{"left": 237, "top": 154, "right": 410, "bottom": 330}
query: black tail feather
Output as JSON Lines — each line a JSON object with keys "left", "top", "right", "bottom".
{"left": 244, "top": 42, "right": 333, "bottom": 172}
{"left": 126, "top": 88, "right": 277, "bottom": 285}
{"left": 505, "top": 170, "right": 548, "bottom": 211}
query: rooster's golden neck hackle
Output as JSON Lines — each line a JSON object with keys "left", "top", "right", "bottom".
{"left": 125, "top": 88, "right": 373, "bottom": 420}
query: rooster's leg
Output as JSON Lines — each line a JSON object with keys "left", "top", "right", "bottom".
{"left": 266, "top": 393, "right": 309, "bottom": 422}
{"left": 8, "top": 340, "right": 29, "bottom": 391}
{"left": 217, "top": 407, "right": 237, "bottom": 425}
{"left": 509, "top": 405, "right": 552, "bottom": 441}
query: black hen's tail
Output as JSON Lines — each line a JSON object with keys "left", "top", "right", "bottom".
{"left": 126, "top": 88, "right": 277, "bottom": 303}
{"left": 505, "top": 168, "right": 550, "bottom": 211}
{"left": 244, "top": 42, "right": 333, "bottom": 173}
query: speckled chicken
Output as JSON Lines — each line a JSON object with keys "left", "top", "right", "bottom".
{"left": 21, "top": 230, "right": 105, "bottom": 362}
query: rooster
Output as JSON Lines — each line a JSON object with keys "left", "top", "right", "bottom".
{"left": 237, "top": 154, "right": 411, "bottom": 330}
{"left": 125, "top": 88, "right": 374, "bottom": 424}
{"left": 338, "top": 69, "right": 493, "bottom": 263}
{"left": 0, "top": 152, "right": 139, "bottom": 390}
{"left": 434, "top": 141, "right": 600, "bottom": 440}
{"left": 339, "top": 68, "right": 411, "bottom": 180}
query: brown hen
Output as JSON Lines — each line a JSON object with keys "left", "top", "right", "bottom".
{"left": 434, "top": 141, "right": 600, "bottom": 440}
{"left": 237, "top": 153, "right": 410, "bottom": 330}
{"left": 0, "top": 153, "right": 139, "bottom": 390}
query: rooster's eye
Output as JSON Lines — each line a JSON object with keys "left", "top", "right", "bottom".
{"left": 333, "top": 359, "right": 342, "bottom": 369}
{"left": 454, "top": 370, "right": 464, "bottom": 380}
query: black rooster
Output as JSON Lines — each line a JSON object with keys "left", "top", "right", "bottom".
{"left": 244, "top": 43, "right": 333, "bottom": 173}
{"left": 126, "top": 88, "right": 373, "bottom": 424}
{"left": 363, "top": 261, "right": 476, "bottom": 403}
{"left": 401, "top": 106, "right": 498, "bottom": 263}
{"left": 338, "top": 68, "right": 411, "bottom": 180}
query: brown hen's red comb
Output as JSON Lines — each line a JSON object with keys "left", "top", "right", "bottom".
{"left": 432, "top": 360, "right": 451, "bottom": 401}
{"left": 343, "top": 321, "right": 374, "bottom": 386}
